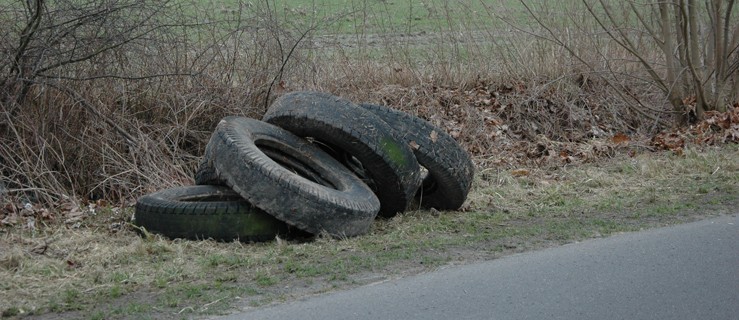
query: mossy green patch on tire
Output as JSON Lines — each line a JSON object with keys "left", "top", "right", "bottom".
{"left": 134, "top": 185, "right": 288, "bottom": 242}
{"left": 195, "top": 116, "right": 381, "bottom": 237}
{"left": 263, "top": 91, "right": 422, "bottom": 217}
{"left": 359, "top": 103, "right": 475, "bottom": 210}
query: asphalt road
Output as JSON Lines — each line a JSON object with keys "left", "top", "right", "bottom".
{"left": 219, "top": 214, "right": 739, "bottom": 320}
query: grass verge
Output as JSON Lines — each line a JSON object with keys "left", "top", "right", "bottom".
{"left": 1, "top": 143, "right": 736, "bottom": 319}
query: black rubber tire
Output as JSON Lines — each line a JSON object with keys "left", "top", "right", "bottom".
{"left": 193, "top": 166, "right": 219, "bottom": 185}
{"left": 134, "top": 185, "right": 288, "bottom": 241}
{"left": 262, "top": 91, "right": 422, "bottom": 217}
{"left": 359, "top": 103, "right": 475, "bottom": 210}
{"left": 195, "top": 116, "right": 380, "bottom": 237}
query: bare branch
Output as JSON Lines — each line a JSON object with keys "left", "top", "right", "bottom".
{"left": 587, "top": 0, "right": 671, "bottom": 93}
{"left": 35, "top": 72, "right": 196, "bottom": 81}
{"left": 518, "top": 0, "right": 670, "bottom": 126}
{"left": 33, "top": 4, "right": 167, "bottom": 75}
{"left": 11, "top": 0, "right": 43, "bottom": 76}
{"left": 41, "top": 80, "right": 138, "bottom": 147}
{"left": 628, "top": 1, "right": 663, "bottom": 47}
{"left": 264, "top": 28, "right": 314, "bottom": 110}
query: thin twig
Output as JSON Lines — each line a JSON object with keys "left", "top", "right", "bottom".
{"left": 35, "top": 72, "right": 195, "bottom": 81}
{"left": 263, "top": 28, "right": 314, "bottom": 110}
{"left": 41, "top": 81, "right": 138, "bottom": 147}
{"left": 516, "top": 0, "right": 670, "bottom": 127}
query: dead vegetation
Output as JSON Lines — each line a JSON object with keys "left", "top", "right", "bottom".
{"left": 0, "top": 1, "right": 738, "bottom": 317}
{"left": 1, "top": 1, "right": 736, "bottom": 212}
{"left": 1, "top": 142, "right": 736, "bottom": 319}
{"left": 0, "top": 0, "right": 737, "bottom": 240}
{"left": 0, "top": 0, "right": 737, "bottom": 247}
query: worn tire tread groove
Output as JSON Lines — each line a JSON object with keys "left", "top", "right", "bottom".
{"left": 263, "top": 91, "right": 421, "bottom": 217}
{"left": 195, "top": 116, "right": 380, "bottom": 237}
{"left": 359, "top": 103, "right": 475, "bottom": 210}
{"left": 135, "top": 185, "right": 288, "bottom": 241}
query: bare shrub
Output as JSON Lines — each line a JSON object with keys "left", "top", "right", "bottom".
{"left": 2, "top": 0, "right": 732, "bottom": 209}
{"left": 511, "top": 0, "right": 739, "bottom": 125}
{"left": 0, "top": 0, "right": 315, "bottom": 205}
{"left": 304, "top": 1, "right": 660, "bottom": 160}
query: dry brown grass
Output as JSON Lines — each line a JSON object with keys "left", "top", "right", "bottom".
{"left": 1, "top": 143, "right": 736, "bottom": 318}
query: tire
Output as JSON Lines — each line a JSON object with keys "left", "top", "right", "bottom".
{"left": 195, "top": 116, "right": 380, "bottom": 237}
{"left": 134, "top": 185, "right": 288, "bottom": 242}
{"left": 359, "top": 103, "right": 475, "bottom": 210}
{"left": 262, "top": 91, "right": 422, "bottom": 217}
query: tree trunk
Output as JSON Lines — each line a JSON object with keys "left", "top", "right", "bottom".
{"left": 662, "top": 1, "right": 688, "bottom": 124}
{"left": 687, "top": 0, "right": 707, "bottom": 118}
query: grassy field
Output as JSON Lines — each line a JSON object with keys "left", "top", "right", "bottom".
{"left": 212, "top": 0, "right": 503, "bottom": 33}
{"left": 1, "top": 144, "right": 736, "bottom": 319}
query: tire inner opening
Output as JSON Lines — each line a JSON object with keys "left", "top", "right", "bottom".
{"left": 258, "top": 144, "right": 338, "bottom": 190}
{"left": 419, "top": 166, "right": 437, "bottom": 193}
{"left": 309, "top": 139, "right": 377, "bottom": 191}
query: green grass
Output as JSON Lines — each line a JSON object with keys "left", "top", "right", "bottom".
{"left": 200, "top": 0, "right": 570, "bottom": 35}
{"left": 218, "top": 0, "right": 488, "bottom": 33}
{"left": 1, "top": 144, "right": 737, "bottom": 318}
{"left": 218, "top": 146, "right": 722, "bottom": 309}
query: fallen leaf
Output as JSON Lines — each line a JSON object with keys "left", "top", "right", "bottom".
{"left": 559, "top": 150, "right": 574, "bottom": 163}
{"left": 730, "top": 104, "right": 739, "bottom": 123}
{"left": 429, "top": 130, "right": 438, "bottom": 143}
{"left": 725, "top": 124, "right": 739, "bottom": 142}
{"left": 511, "top": 169, "right": 530, "bottom": 177}
{"left": 611, "top": 133, "right": 630, "bottom": 144}
{"left": 704, "top": 111, "right": 731, "bottom": 129}
{"left": 484, "top": 116, "right": 502, "bottom": 126}
{"left": 652, "top": 132, "right": 685, "bottom": 151}
{"left": 39, "top": 208, "right": 54, "bottom": 220}
{"left": 672, "top": 146, "right": 684, "bottom": 156}
{"left": 408, "top": 141, "right": 420, "bottom": 150}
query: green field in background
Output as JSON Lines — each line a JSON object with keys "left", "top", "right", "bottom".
{"left": 203, "top": 0, "right": 566, "bottom": 34}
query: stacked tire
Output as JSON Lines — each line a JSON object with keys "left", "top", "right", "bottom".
{"left": 134, "top": 91, "right": 474, "bottom": 241}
